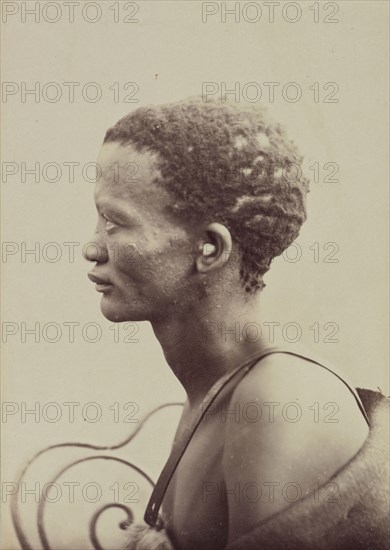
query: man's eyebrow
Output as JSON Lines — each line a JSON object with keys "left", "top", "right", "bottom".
{"left": 95, "top": 200, "right": 138, "bottom": 221}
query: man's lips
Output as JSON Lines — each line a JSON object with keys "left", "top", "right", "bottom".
{"left": 88, "top": 272, "right": 113, "bottom": 291}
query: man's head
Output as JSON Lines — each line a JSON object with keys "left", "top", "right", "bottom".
{"left": 103, "top": 98, "right": 309, "bottom": 291}
{"left": 85, "top": 98, "right": 309, "bottom": 321}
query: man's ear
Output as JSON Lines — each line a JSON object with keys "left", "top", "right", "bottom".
{"left": 196, "top": 222, "right": 233, "bottom": 274}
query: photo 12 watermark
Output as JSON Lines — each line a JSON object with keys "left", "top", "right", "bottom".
{"left": 201, "top": 399, "right": 340, "bottom": 424}
{"left": 201, "top": 2, "right": 340, "bottom": 24}
{"left": 202, "top": 480, "right": 339, "bottom": 504}
{"left": 1, "top": 480, "right": 140, "bottom": 504}
{"left": 201, "top": 320, "right": 340, "bottom": 344}
{"left": 1, "top": 1, "right": 140, "bottom": 24}
{"left": 1, "top": 321, "right": 140, "bottom": 344}
{"left": 1, "top": 401, "right": 141, "bottom": 424}
{"left": 1, "top": 81, "right": 140, "bottom": 103}
{"left": 202, "top": 81, "right": 340, "bottom": 104}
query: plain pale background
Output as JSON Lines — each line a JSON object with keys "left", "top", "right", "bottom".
{"left": 1, "top": 1, "right": 389, "bottom": 548}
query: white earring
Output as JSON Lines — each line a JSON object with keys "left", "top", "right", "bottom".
{"left": 203, "top": 243, "right": 216, "bottom": 256}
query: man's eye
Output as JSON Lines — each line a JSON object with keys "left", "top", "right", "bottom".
{"left": 102, "top": 214, "right": 117, "bottom": 231}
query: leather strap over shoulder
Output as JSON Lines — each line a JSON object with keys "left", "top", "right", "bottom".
{"left": 144, "top": 346, "right": 371, "bottom": 527}
{"left": 144, "top": 347, "right": 279, "bottom": 527}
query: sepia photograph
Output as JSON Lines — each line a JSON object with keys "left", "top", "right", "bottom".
{"left": 1, "top": 1, "right": 389, "bottom": 549}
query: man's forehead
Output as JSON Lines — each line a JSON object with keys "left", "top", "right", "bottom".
{"left": 96, "top": 142, "right": 163, "bottom": 193}
{"left": 97, "top": 141, "right": 159, "bottom": 175}
{"left": 94, "top": 142, "right": 174, "bottom": 214}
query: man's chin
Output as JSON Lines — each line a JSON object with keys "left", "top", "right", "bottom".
{"left": 99, "top": 300, "right": 148, "bottom": 323}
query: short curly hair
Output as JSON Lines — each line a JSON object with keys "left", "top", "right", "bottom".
{"left": 103, "top": 98, "right": 309, "bottom": 292}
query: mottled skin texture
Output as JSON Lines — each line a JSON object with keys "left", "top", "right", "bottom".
{"left": 85, "top": 136, "right": 369, "bottom": 550}
{"left": 87, "top": 144, "right": 195, "bottom": 324}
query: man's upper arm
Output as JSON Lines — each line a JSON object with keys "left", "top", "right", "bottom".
{"left": 221, "top": 354, "right": 369, "bottom": 545}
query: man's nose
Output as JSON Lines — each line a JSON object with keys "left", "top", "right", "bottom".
{"left": 83, "top": 229, "right": 109, "bottom": 263}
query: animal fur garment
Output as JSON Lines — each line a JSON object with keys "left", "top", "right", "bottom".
{"left": 122, "top": 523, "right": 174, "bottom": 550}
{"left": 122, "top": 389, "right": 389, "bottom": 550}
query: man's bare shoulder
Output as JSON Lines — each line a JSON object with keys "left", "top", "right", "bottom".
{"left": 230, "top": 351, "right": 365, "bottom": 422}
{"left": 222, "top": 351, "right": 370, "bottom": 542}
{"left": 227, "top": 350, "right": 369, "bottom": 450}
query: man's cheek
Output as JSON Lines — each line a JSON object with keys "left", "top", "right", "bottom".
{"left": 114, "top": 241, "right": 141, "bottom": 265}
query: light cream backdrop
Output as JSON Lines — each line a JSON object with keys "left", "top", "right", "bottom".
{"left": 2, "top": 1, "right": 389, "bottom": 548}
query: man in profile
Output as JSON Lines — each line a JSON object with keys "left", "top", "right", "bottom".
{"left": 85, "top": 98, "right": 388, "bottom": 550}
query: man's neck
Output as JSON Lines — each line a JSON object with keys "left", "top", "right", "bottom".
{"left": 151, "top": 293, "right": 270, "bottom": 407}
